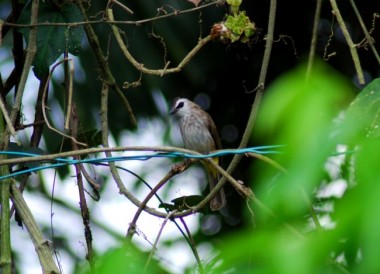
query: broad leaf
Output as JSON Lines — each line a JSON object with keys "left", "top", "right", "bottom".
{"left": 18, "top": 2, "right": 84, "bottom": 79}
{"left": 343, "top": 78, "right": 380, "bottom": 140}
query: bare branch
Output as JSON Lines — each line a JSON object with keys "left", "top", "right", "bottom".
{"left": 144, "top": 210, "right": 177, "bottom": 273}
{"left": 107, "top": 8, "right": 212, "bottom": 76}
{"left": 330, "top": 0, "right": 365, "bottom": 85}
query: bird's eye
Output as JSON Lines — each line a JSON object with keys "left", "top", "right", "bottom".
{"left": 177, "top": 102, "right": 184, "bottom": 109}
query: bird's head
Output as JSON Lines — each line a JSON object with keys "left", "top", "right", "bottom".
{"left": 169, "top": 97, "right": 192, "bottom": 117}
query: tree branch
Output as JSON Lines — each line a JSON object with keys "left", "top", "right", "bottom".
{"left": 349, "top": 0, "right": 380, "bottom": 65}
{"left": 107, "top": 8, "right": 212, "bottom": 76}
{"left": 77, "top": 1, "right": 137, "bottom": 126}
{"left": 329, "top": 0, "right": 365, "bottom": 85}
{"left": 306, "top": 0, "right": 323, "bottom": 80}
{"left": 3, "top": 1, "right": 223, "bottom": 28}
{"left": 10, "top": 182, "right": 60, "bottom": 273}
{"left": 5, "top": 0, "right": 39, "bottom": 149}
{"left": 126, "top": 161, "right": 192, "bottom": 239}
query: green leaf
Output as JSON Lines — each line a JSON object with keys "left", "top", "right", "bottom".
{"left": 343, "top": 78, "right": 380, "bottom": 140}
{"left": 75, "top": 245, "right": 165, "bottom": 274}
{"left": 254, "top": 62, "right": 352, "bottom": 219}
{"left": 18, "top": 2, "right": 84, "bottom": 79}
{"left": 224, "top": 12, "right": 255, "bottom": 43}
{"left": 159, "top": 195, "right": 208, "bottom": 213}
{"left": 215, "top": 62, "right": 360, "bottom": 274}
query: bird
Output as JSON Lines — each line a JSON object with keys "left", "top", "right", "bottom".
{"left": 169, "top": 97, "right": 226, "bottom": 211}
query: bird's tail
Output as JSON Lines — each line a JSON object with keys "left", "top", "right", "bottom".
{"left": 206, "top": 157, "right": 226, "bottom": 211}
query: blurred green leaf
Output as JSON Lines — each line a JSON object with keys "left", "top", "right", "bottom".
{"left": 215, "top": 64, "right": 380, "bottom": 274}
{"left": 342, "top": 78, "right": 380, "bottom": 140}
{"left": 216, "top": 228, "right": 344, "bottom": 274}
{"left": 331, "top": 138, "right": 380, "bottom": 273}
{"left": 215, "top": 62, "right": 361, "bottom": 273}
{"left": 18, "top": 1, "right": 83, "bottom": 79}
{"left": 76, "top": 245, "right": 167, "bottom": 274}
{"left": 254, "top": 62, "right": 352, "bottom": 219}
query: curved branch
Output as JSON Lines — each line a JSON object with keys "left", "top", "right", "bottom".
{"left": 77, "top": 1, "right": 137, "bottom": 126}
{"left": 41, "top": 59, "right": 88, "bottom": 147}
{"left": 126, "top": 161, "right": 192, "bottom": 239}
{"left": 99, "top": 82, "right": 150, "bottom": 226}
{"left": 107, "top": 8, "right": 212, "bottom": 76}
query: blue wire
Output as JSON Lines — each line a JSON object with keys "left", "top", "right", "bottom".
{"left": 0, "top": 145, "right": 284, "bottom": 180}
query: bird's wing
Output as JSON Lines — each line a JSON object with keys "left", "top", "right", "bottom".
{"left": 206, "top": 113, "right": 222, "bottom": 150}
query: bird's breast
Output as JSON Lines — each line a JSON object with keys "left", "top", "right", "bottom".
{"left": 180, "top": 115, "right": 214, "bottom": 153}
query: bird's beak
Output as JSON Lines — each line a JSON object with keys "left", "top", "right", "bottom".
{"left": 169, "top": 108, "right": 177, "bottom": 115}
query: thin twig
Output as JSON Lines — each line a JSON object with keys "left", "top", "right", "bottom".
{"left": 4, "top": 0, "right": 39, "bottom": 151}
{"left": 80, "top": 164, "right": 101, "bottom": 193}
{"left": 246, "top": 152, "right": 287, "bottom": 173}
{"left": 203, "top": 158, "right": 253, "bottom": 200}
{"left": 68, "top": 73, "right": 95, "bottom": 270}
{"left": 329, "top": 0, "right": 365, "bottom": 85}
{"left": 348, "top": 0, "right": 380, "bottom": 65}
{"left": 99, "top": 82, "right": 144, "bottom": 221}
{"left": 4, "top": 1, "right": 222, "bottom": 28}
{"left": 41, "top": 59, "right": 87, "bottom": 147}
{"left": 30, "top": 75, "right": 49, "bottom": 147}
{"left": 306, "top": 0, "right": 323, "bottom": 81}
{"left": 144, "top": 210, "right": 177, "bottom": 273}
{"left": 126, "top": 161, "right": 192, "bottom": 239}
{"left": 179, "top": 217, "right": 204, "bottom": 274}
{"left": 77, "top": 1, "right": 137, "bottom": 126}
{"left": 109, "top": 0, "right": 134, "bottom": 15}
{"left": 0, "top": 95, "right": 18, "bottom": 142}
{"left": 64, "top": 58, "right": 74, "bottom": 131}
{"left": 107, "top": 163, "right": 197, "bottom": 260}
{"left": 107, "top": 9, "right": 212, "bottom": 76}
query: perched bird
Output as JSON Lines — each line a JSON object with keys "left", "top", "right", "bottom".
{"left": 169, "top": 97, "right": 226, "bottom": 211}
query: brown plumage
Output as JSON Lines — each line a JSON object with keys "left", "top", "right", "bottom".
{"left": 170, "top": 98, "right": 226, "bottom": 211}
